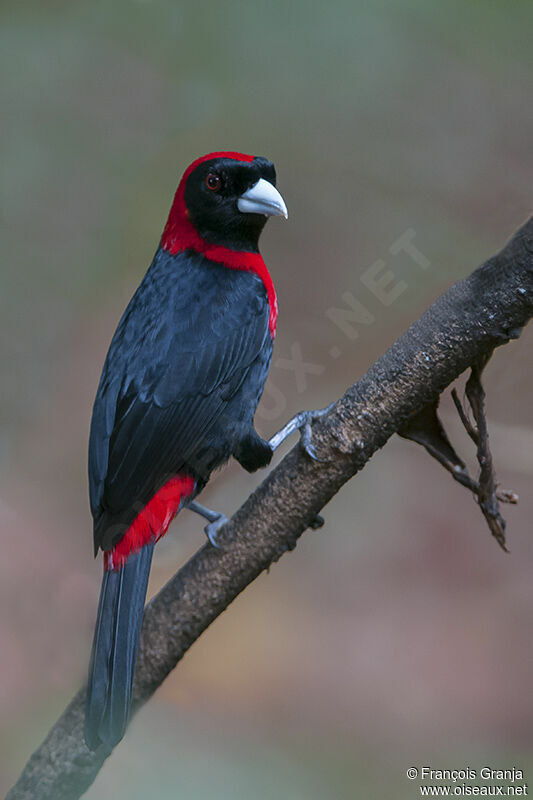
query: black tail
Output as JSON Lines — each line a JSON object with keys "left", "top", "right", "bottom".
{"left": 85, "top": 542, "right": 154, "bottom": 750}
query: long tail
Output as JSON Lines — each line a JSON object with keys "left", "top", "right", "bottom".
{"left": 84, "top": 542, "right": 154, "bottom": 751}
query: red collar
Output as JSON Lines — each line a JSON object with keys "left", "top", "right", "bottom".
{"left": 161, "top": 152, "right": 277, "bottom": 337}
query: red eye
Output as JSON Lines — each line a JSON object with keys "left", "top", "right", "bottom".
{"left": 206, "top": 172, "right": 221, "bottom": 191}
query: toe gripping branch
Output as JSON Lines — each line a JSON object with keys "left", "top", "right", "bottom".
{"left": 268, "top": 402, "right": 335, "bottom": 462}
{"left": 185, "top": 500, "right": 228, "bottom": 548}
{"left": 267, "top": 403, "right": 335, "bottom": 531}
{"left": 398, "top": 352, "right": 517, "bottom": 552}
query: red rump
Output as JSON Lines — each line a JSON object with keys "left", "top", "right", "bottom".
{"left": 104, "top": 474, "right": 196, "bottom": 571}
{"left": 161, "top": 151, "right": 278, "bottom": 337}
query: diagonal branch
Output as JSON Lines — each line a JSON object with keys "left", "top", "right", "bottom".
{"left": 7, "top": 217, "right": 533, "bottom": 800}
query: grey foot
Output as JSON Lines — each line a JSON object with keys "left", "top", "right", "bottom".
{"left": 185, "top": 500, "right": 228, "bottom": 548}
{"left": 268, "top": 403, "right": 334, "bottom": 461}
{"left": 204, "top": 514, "right": 228, "bottom": 548}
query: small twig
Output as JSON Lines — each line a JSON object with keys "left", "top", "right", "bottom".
{"left": 424, "top": 446, "right": 517, "bottom": 506}
{"left": 464, "top": 355, "right": 509, "bottom": 551}
{"left": 400, "top": 401, "right": 517, "bottom": 509}
{"left": 451, "top": 388, "right": 479, "bottom": 445}
{"left": 497, "top": 488, "right": 519, "bottom": 505}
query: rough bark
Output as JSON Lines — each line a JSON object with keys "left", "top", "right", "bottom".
{"left": 7, "top": 217, "right": 533, "bottom": 800}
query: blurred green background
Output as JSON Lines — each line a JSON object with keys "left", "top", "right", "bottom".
{"left": 1, "top": 1, "right": 532, "bottom": 797}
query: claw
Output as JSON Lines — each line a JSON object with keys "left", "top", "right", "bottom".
{"left": 301, "top": 421, "right": 327, "bottom": 461}
{"left": 269, "top": 402, "right": 334, "bottom": 461}
{"left": 185, "top": 500, "right": 228, "bottom": 548}
{"left": 204, "top": 515, "right": 228, "bottom": 548}
{"left": 305, "top": 443, "right": 319, "bottom": 461}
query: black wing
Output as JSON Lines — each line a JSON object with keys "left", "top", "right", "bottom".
{"left": 89, "top": 248, "right": 272, "bottom": 551}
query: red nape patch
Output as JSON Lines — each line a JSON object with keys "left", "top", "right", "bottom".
{"left": 161, "top": 151, "right": 278, "bottom": 337}
{"left": 103, "top": 474, "right": 196, "bottom": 571}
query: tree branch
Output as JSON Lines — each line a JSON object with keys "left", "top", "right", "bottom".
{"left": 8, "top": 217, "right": 533, "bottom": 800}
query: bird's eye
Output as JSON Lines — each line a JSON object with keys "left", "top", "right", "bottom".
{"left": 206, "top": 172, "right": 222, "bottom": 192}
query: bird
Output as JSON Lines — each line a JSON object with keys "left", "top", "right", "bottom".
{"left": 84, "top": 151, "right": 299, "bottom": 751}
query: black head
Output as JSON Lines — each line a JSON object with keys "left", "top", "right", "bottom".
{"left": 179, "top": 154, "right": 287, "bottom": 252}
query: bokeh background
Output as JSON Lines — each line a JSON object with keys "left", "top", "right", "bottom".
{"left": 1, "top": 1, "right": 532, "bottom": 797}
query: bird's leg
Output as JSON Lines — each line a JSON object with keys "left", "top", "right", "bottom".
{"left": 186, "top": 404, "right": 334, "bottom": 545}
{"left": 184, "top": 500, "right": 228, "bottom": 548}
{"left": 268, "top": 402, "right": 335, "bottom": 462}
{"left": 268, "top": 403, "right": 333, "bottom": 532}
